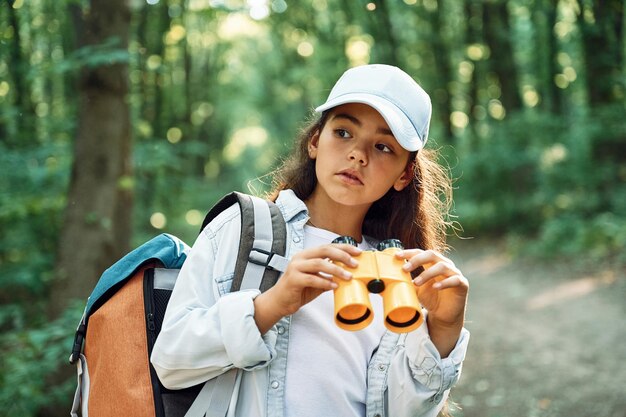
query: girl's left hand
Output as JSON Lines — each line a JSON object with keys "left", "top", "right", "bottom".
{"left": 396, "top": 249, "right": 469, "bottom": 327}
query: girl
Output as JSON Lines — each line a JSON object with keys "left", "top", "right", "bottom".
{"left": 151, "top": 64, "right": 470, "bottom": 417}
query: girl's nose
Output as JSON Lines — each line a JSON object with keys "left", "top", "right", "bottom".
{"left": 348, "top": 149, "right": 367, "bottom": 165}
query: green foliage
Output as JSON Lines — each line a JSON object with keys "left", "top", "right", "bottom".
{"left": 454, "top": 105, "right": 626, "bottom": 262}
{"left": 537, "top": 212, "right": 626, "bottom": 261}
{"left": 0, "top": 302, "right": 81, "bottom": 416}
{"left": 0, "top": 141, "right": 69, "bottom": 310}
{"left": 453, "top": 111, "right": 566, "bottom": 234}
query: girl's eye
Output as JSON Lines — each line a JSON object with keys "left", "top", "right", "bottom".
{"left": 334, "top": 129, "right": 352, "bottom": 139}
{"left": 375, "top": 143, "right": 393, "bottom": 153}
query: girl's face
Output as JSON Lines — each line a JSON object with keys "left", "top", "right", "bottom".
{"left": 308, "top": 103, "right": 412, "bottom": 210}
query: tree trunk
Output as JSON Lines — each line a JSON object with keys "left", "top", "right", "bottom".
{"left": 533, "top": 0, "right": 562, "bottom": 113}
{"left": 136, "top": 1, "right": 171, "bottom": 212}
{"left": 50, "top": 0, "right": 132, "bottom": 318}
{"left": 43, "top": 1, "right": 133, "bottom": 412}
{"left": 6, "top": 1, "right": 33, "bottom": 143}
{"left": 578, "top": 0, "right": 626, "bottom": 180}
{"left": 465, "top": 0, "right": 485, "bottom": 143}
{"left": 482, "top": 0, "right": 522, "bottom": 112}
{"left": 370, "top": 0, "right": 400, "bottom": 65}
{"left": 580, "top": 0, "right": 624, "bottom": 105}
{"left": 429, "top": 0, "right": 454, "bottom": 141}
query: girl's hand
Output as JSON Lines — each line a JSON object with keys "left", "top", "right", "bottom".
{"left": 396, "top": 249, "right": 469, "bottom": 357}
{"left": 254, "top": 244, "right": 361, "bottom": 334}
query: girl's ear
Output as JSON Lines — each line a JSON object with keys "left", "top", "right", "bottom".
{"left": 308, "top": 130, "right": 320, "bottom": 159}
{"left": 393, "top": 162, "right": 414, "bottom": 191}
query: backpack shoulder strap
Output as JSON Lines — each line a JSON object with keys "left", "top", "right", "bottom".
{"left": 200, "top": 191, "right": 287, "bottom": 293}
{"left": 185, "top": 192, "right": 287, "bottom": 417}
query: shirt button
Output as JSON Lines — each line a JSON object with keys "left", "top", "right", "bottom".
{"left": 293, "top": 235, "right": 301, "bottom": 243}
{"left": 377, "top": 364, "right": 386, "bottom": 371}
{"left": 271, "top": 381, "right": 280, "bottom": 389}
{"left": 374, "top": 414, "right": 381, "bottom": 417}
{"left": 277, "top": 326, "right": 285, "bottom": 335}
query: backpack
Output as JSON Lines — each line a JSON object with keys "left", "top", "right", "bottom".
{"left": 69, "top": 192, "right": 288, "bottom": 417}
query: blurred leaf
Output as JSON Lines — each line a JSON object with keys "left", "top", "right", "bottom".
{"left": 54, "top": 37, "right": 130, "bottom": 73}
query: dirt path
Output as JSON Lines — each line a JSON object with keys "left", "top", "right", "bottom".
{"left": 447, "top": 239, "right": 626, "bottom": 417}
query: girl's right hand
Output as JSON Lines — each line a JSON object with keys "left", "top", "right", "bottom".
{"left": 253, "top": 244, "right": 361, "bottom": 334}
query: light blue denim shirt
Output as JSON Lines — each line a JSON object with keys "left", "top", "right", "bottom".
{"left": 151, "top": 189, "right": 469, "bottom": 417}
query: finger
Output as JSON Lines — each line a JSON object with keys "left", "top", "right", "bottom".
{"left": 397, "top": 248, "right": 450, "bottom": 262}
{"left": 301, "top": 272, "right": 339, "bottom": 290}
{"left": 400, "top": 249, "right": 453, "bottom": 272}
{"left": 292, "top": 246, "right": 360, "bottom": 271}
{"left": 331, "top": 243, "right": 363, "bottom": 255}
{"left": 431, "top": 274, "right": 469, "bottom": 290}
{"left": 413, "top": 261, "right": 461, "bottom": 286}
{"left": 305, "top": 258, "right": 353, "bottom": 280}
{"left": 312, "top": 245, "right": 361, "bottom": 268}
{"left": 308, "top": 243, "right": 362, "bottom": 255}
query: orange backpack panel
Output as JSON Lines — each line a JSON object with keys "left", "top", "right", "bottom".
{"left": 84, "top": 266, "right": 156, "bottom": 417}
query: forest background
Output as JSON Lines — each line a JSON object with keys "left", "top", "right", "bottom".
{"left": 1, "top": 0, "right": 624, "bottom": 416}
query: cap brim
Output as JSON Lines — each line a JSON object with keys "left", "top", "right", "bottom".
{"left": 315, "top": 93, "right": 423, "bottom": 151}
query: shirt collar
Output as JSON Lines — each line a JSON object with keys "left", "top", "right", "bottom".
{"left": 275, "top": 189, "right": 308, "bottom": 224}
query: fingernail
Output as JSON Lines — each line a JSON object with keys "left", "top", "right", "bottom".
{"left": 433, "top": 282, "right": 442, "bottom": 289}
{"left": 331, "top": 282, "right": 338, "bottom": 289}
{"left": 349, "top": 258, "right": 358, "bottom": 267}
{"left": 342, "top": 270, "right": 352, "bottom": 279}
{"left": 402, "top": 263, "right": 411, "bottom": 271}
{"left": 413, "top": 278, "right": 423, "bottom": 286}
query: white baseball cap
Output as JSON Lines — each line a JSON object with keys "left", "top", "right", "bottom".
{"left": 315, "top": 64, "right": 432, "bottom": 151}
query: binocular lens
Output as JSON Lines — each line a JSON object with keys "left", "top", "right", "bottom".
{"left": 386, "top": 307, "right": 421, "bottom": 328}
{"left": 333, "top": 278, "right": 374, "bottom": 330}
{"left": 382, "top": 281, "right": 423, "bottom": 332}
{"left": 336, "top": 305, "right": 371, "bottom": 325}
{"left": 332, "top": 236, "right": 358, "bottom": 246}
{"left": 377, "top": 239, "right": 404, "bottom": 251}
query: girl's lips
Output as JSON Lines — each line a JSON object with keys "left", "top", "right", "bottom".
{"left": 337, "top": 170, "right": 363, "bottom": 185}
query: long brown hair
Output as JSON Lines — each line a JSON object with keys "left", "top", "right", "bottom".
{"left": 267, "top": 111, "right": 454, "bottom": 252}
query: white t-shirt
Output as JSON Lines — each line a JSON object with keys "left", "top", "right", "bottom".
{"left": 284, "top": 225, "right": 386, "bottom": 417}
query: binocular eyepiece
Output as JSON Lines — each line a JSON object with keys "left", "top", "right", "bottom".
{"left": 331, "top": 236, "right": 424, "bottom": 333}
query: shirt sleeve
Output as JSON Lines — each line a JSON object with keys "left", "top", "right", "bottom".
{"left": 386, "top": 317, "right": 470, "bottom": 417}
{"left": 150, "top": 216, "right": 278, "bottom": 390}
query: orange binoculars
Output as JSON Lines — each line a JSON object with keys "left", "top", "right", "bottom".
{"left": 331, "top": 236, "right": 423, "bottom": 333}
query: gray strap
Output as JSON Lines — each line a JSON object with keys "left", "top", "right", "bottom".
{"left": 153, "top": 268, "right": 179, "bottom": 290}
{"left": 239, "top": 196, "right": 274, "bottom": 290}
{"left": 70, "top": 354, "right": 89, "bottom": 417}
{"left": 205, "top": 369, "right": 239, "bottom": 417}
{"left": 267, "top": 254, "right": 288, "bottom": 272}
{"left": 230, "top": 192, "right": 286, "bottom": 293}
{"left": 184, "top": 369, "right": 239, "bottom": 417}
{"left": 260, "top": 197, "right": 287, "bottom": 292}
{"left": 70, "top": 362, "right": 81, "bottom": 417}
{"left": 247, "top": 250, "right": 288, "bottom": 273}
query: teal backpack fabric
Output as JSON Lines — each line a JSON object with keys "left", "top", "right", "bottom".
{"left": 85, "top": 233, "right": 189, "bottom": 315}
